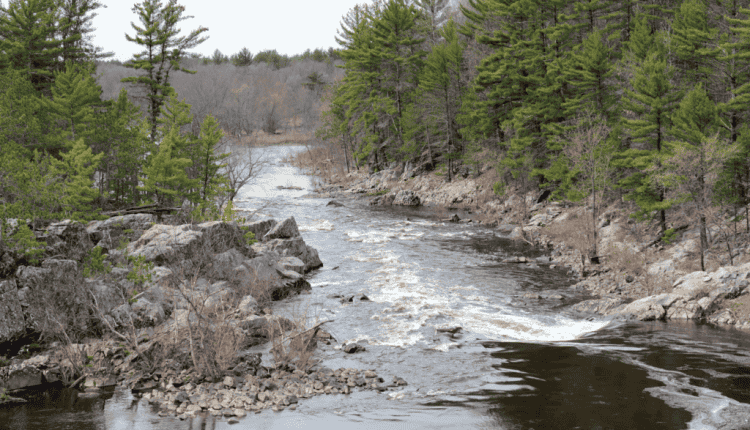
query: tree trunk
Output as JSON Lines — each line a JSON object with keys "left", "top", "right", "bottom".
{"left": 700, "top": 214, "right": 708, "bottom": 272}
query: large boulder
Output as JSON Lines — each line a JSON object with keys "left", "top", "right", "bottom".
{"left": 0, "top": 279, "right": 25, "bottom": 347}
{"left": 126, "top": 224, "right": 205, "bottom": 267}
{"left": 393, "top": 190, "right": 421, "bottom": 206}
{"left": 277, "top": 256, "right": 305, "bottom": 274}
{"left": 608, "top": 296, "right": 668, "bottom": 321}
{"left": 241, "top": 219, "right": 277, "bottom": 243}
{"left": 263, "top": 217, "right": 300, "bottom": 241}
{"left": 0, "top": 361, "right": 44, "bottom": 391}
{"left": 255, "top": 237, "right": 323, "bottom": 273}
{"left": 666, "top": 299, "right": 704, "bottom": 320}
{"left": 38, "top": 220, "right": 93, "bottom": 262}
{"left": 207, "top": 248, "right": 246, "bottom": 280}
{"left": 86, "top": 214, "right": 156, "bottom": 250}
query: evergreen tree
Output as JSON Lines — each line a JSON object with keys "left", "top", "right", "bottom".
{"left": 139, "top": 126, "right": 196, "bottom": 207}
{"left": 418, "top": 19, "right": 465, "bottom": 181}
{"left": 618, "top": 50, "right": 681, "bottom": 233}
{"left": 670, "top": 0, "right": 716, "bottom": 89}
{"left": 561, "top": 30, "right": 617, "bottom": 121}
{"left": 0, "top": 0, "right": 71, "bottom": 93}
{"left": 43, "top": 61, "right": 102, "bottom": 146}
{"left": 122, "top": 0, "right": 208, "bottom": 142}
{"left": 231, "top": 47, "right": 253, "bottom": 66}
{"left": 0, "top": 69, "right": 43, "bottom": 149}
{"left": 53, "top": 137, "right": 103, "bottom": 220}
{"left": 192, "top": 114, "right": 229, "bottom": 216}
{"left": 94, "top": 89, "right": 149, "bottom": 206}
{"left": 56, "top": 0, "right": 111, "bottom": 64}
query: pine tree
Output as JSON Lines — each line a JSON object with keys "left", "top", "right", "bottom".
{"left": 43, "top": 61, "right": 102, "bottom": 146}
{"left": 54, "top": 137, "right": 103, "bottom": 220}
{"left": 122, "top": 0, "right": 208, "bottom": 142}
{"left": 0, "top": 0, "right": 70, "bottom": 93}
{"left": 561, "top": 30, "right": 617, "bottom": 121}
{"left": 192, "top": 114, "right": 229, "bottom": 216}
{"left": 139, "top": 126, "right": 196, "bottom": 207}
{"left": 418, "top": 19, "right": 464, "bottom": 182}
{"left": 617, "top": 50, "right": 681, "bottom": 233}
{"left": 56, "top": 0, "right": 111, "bottom": 64}
{"left": 231, "top": 47, "right": 253, "bottom": 66}
{"left": 670, "top": 0, "right": 716, "bottom": 89}
{"left": 0, "top": 69, "right": 43, "bottom": 149}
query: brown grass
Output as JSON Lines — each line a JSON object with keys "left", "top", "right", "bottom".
{"left": 542, "top": 212, "right": 595, "bottom": 267}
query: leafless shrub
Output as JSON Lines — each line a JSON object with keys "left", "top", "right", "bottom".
{"left": 543, "top": 212, "right": 595, "bottom": 270}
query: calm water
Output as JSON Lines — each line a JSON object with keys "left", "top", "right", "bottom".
{"left": 2, "top": 145, "right": 750, "bottom": 430}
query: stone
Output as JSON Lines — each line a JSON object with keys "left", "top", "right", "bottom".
{"left": 240, "top": 219, "right": 278, "bottom": 243}
{"left": 609, "top": 299, "right": 666, "bottom": 321}
{"left": 277, "top": 256, "right": 305, "bottom": 274}
{"left": 0, "top": 279, "right": 25, "bottom": 347}
{"left": 264, "top": 217, "right": 300, "bottom": 241}
{"left": 224, "top": 376, "right": 235, "bottom": 388}
{"left": 131, "top": 298, "right": 166, "bottom": 327}
{"left": 709, "top": 309, "right": 736, "bottom": 325}
{"left": 666, "top": 299, "right": 703, "bottom": 320}
{"left": 126, "top": 224, "right": 205, "bottom": 266}
{"left": 392, "top": 190, "right": 421, "bottom": 206}
{"left": 256, "top": 237, "right": 323, "bottom": 273}
{"left": 327, "top": 200, "right": 344, "bottom": 207}
{"left": 342, "top": 343, "right": 366, "bottom": 354}
{"left": 209, "top": 248, "right": 246, "bottom": 280}
{"left": 571, "top": 298, "right": 627, "bottom": 314}
{"left": 39, "top": 220, "right": 94, "bottom": 262}
{"left": 0, "top": 362, "right": 44, "bottom": 391}
{"left": 174, "top": 391, "right": 189, "bottom": 404}
{"left": 238, "top": 295, "right": 260, "bottom": 317}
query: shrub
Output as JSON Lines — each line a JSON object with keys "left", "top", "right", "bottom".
{"left": 2, "top": 221, "right": 45, "bottom": 265}
{"left": 83, "top": 246, "right": 111, "bottom": 278}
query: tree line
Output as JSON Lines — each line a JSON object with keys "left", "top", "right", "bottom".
{"left": 320, "top": 0, "right": 750, "bottom": 270}
{"left": 0, "top": 0, "right": 337, "bottom": 242}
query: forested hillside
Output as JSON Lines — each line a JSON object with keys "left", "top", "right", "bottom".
{"left": 0, "top": 0, "right": 339, "bottom": 256}
{"left": 321, "top": 0, "right": 750, "bottom": 259}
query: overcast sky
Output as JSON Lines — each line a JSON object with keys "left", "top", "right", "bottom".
{"left": 90, "top": 1, "right": 365, "bottom": 61}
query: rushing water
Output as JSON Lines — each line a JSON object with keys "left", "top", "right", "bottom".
{"left": 3, "top": 145, "right": 750, "bottom": 430}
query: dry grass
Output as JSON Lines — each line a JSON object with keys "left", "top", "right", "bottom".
{"left": 267, "top": 304, "right": 327, "bottom": 372}
{"left": 283, "top": 142, "right": 351, "bottom": 186}
{"left": 252, "top": 129, "right": 316, "bottom": 146}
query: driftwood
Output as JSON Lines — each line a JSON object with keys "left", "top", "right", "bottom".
{"left": 102, "top": 204, "right": 181, "bottom": 217}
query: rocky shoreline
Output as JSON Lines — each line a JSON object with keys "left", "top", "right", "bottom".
{"left": 313, "top": 165, "right": 750, "bottom": 330}
{"left": 0, "top": 212, "right": 408, "bottom": 419}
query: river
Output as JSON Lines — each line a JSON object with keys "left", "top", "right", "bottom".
{"left": 3, "top": 145, "right": 750, "bottom": 430}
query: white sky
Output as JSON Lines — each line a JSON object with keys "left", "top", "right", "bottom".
{"left": 90, "top": 1, "right": 365, "bottom": 61}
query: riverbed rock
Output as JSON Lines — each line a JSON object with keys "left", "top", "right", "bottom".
{"left": 666, "top": 299, "right": 703, "bottom": 320}
{"left": 393, "top": 190, "right": 421, "bottom": 206}
{"left": 608, "top": 297, "right": 667, "bottom": 321}
{"left": 238, "top": 295, "right": 260, "bottom": 317}
{"left": 86, "top": 214, "right": 156, "bottom": 250}
{"left": 208, "top": 248, "right": 246, "bottom": 280}
{"left": 0, "top": 361, "right": 44, "bottom": 391}
{"left": 255, "top": 237, "right": 323, "bottom": 273}
{"left": 277, "top": 256, "right": 305, "bottom": 274}
{"left": 327, "top": 200, "right": 344, "bottom": 207}
{"left": 264, "top": 217, "right": 300, "bottom": 241}
{"left": 342, "top": 343, "right": 366, "bottom": 354}
{"left": 571, "top": 298, "right": 627, "bottom": 314}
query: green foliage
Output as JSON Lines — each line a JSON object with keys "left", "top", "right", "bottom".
{"left": 366, "top": 189, "right": 390, "bottom": 197}
{"left": 126, "top": 254, "right": 153, "bottom": 290}
{"left": 2, "top": 221, "right": 45, "bottom": 265}
{"left": 43, "top": 62, "right": 102, "bottom": 146}
{"left": 138, "top": 127, "right": 196, "bottom": 207}
{"left": 661, "top": 228, "right": 676, "bottom": 244}
{"left": 53, "top": 138, "right": 104, "bottom": 221}
{"left": 492, "top": 181, "right": 505, "bottom": 197}
{"left": 83, "top": 246, "right": 110, "bottom": 278}
{"left": 122, "top": 0, "right": 208, "bottom": 142}
{"left": 241, "top": 228, "right": 257, "bottom": 246}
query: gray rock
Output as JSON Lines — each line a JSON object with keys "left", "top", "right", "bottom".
{"left": 608, "top": 298, "right": 666, "bottom": 321}
{"left": 88, "top": 279, "right": 123, "bottom": 315}
{"left": 708, "top": 309, "right": 736, "bottom": 325}
{"left": 0, "top": 279, "right": 24, "bottom": 347}
{"left": 240, "top": 219, "right": 277, "bottom": 243}
{"left": 327, "top": 200, "right": 344, "bottom": 207}
{"left": 0, "top": 362, "right": 44, "bottom": 391}
{"left": 264, "top": 217, "right": 300, "bottom": 241}
{"left": 666, "top": 299, "right": 703, "bottom": 320}
{"left": 277, "top": 269, "right": 302, "bottom": 280}
{"left": 342, "top": 343, "right": 366, "bottom": 354}
{"left": 277, "top": 256, "right": 305, "bottom": 274}
{"left": 393, "top": 190, "right": 421, "bottom": 206}
{"left": 131, "top": 298, "right": 166, "bottom": 327}
{"left": 39, "top": 220, "right": 93, "bottom": 262}
{"left": 238, "top": 295, "right": 259, "bottom": 316}
{"left": 571, "top": 298, "right": 626, "bottom": 314}
{"left": 126, "top": 224, "right": 205, "bottom": 266}
{"left": 256, "top": 237, "right": 323, "bottom": 272}
{"left": 209, "top": 248, "right": 246, "bottom": 280}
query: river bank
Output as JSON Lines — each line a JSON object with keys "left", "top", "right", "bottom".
{"left": 0, "top": 212, "right": 408, "bottom": 420}
{"left": 309, "top": 165, "right": 750, "bottom": 331}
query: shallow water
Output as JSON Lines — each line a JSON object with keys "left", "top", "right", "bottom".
{"left": 3, "top": 145, "right": 750, "bottom": 430}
